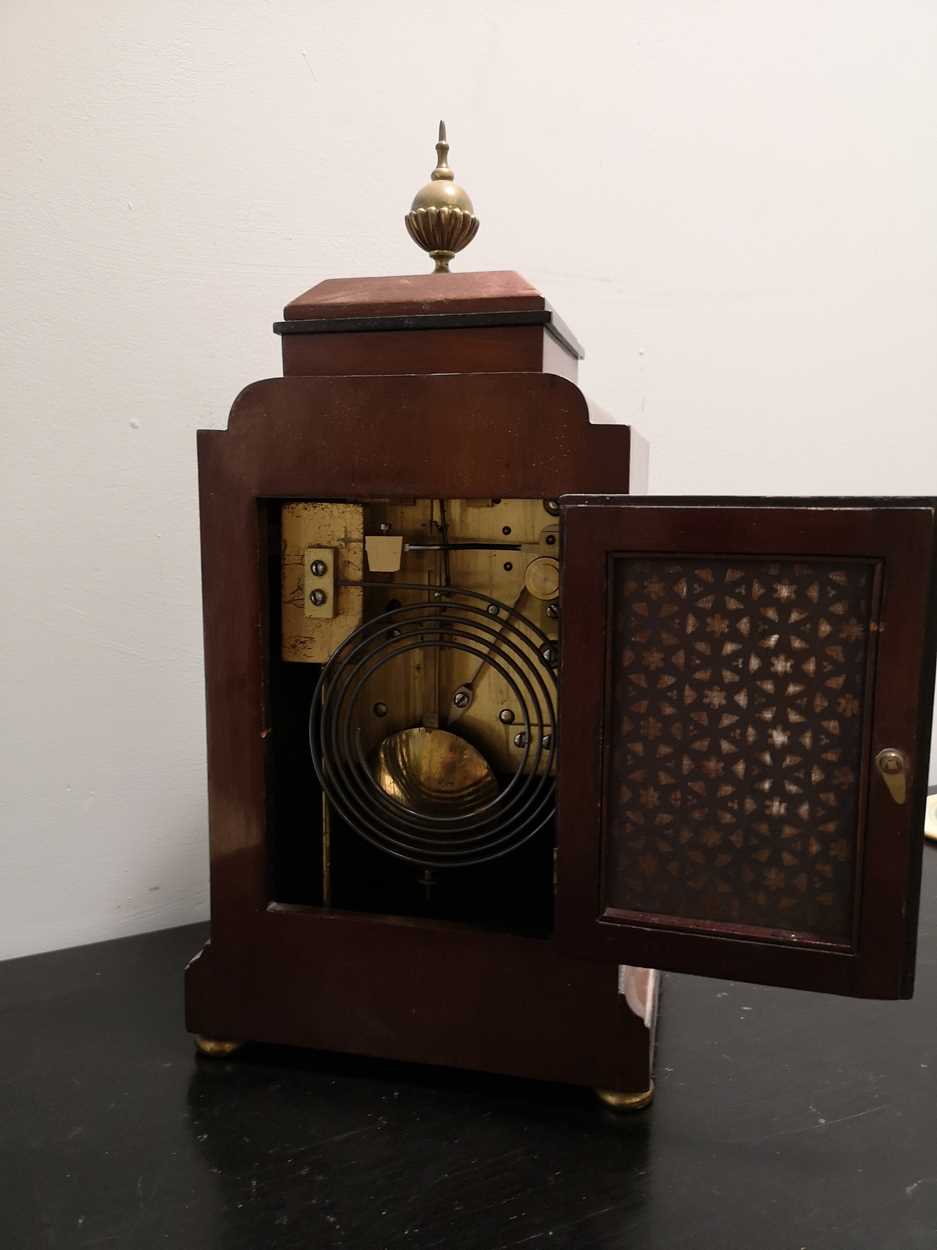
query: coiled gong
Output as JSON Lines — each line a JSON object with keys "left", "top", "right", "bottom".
{"left": 308, "top": 584, "right": 557, "bottom": 868}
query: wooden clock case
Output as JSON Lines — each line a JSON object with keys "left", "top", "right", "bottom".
{"left": 186, "top": 269, "right": 937, "bottom": 1106}
{"left": 186, "top": 271, "right": 659, "bottom": 1100}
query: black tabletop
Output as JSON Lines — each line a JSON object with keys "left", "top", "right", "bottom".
{"left": 3, "top": 849, "right": 936, "bottom": 1250}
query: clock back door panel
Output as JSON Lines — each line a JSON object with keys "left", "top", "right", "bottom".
{"left": 555, "top": 497, "right": 937, "bottom": 998}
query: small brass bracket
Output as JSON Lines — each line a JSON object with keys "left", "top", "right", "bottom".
{"left": 365, "top": 534, "right": 404, "bottom": 573}
{"left": 304, "top": 546, "right": 336, "bottom": 619}
{"left": 874, "top": 748, "right": 908, "bottom": 805}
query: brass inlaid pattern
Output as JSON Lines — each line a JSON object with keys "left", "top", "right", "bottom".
{"left": 604, "top": 558, "right": 875, "bottom": 939}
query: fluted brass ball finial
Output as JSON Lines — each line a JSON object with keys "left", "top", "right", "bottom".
{"left": 405, "top": 121, "right": 479, "bottom": 273}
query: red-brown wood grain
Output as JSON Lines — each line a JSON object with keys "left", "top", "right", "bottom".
{"left": 280, "top": 324, "right": 577, "bottom": 379}
{"left": 283, "top": 270, "right": 544, "bottom": 320}
{"left": 556, "top": 497, "right": 937, "bottom": 999}
{"left": 187, "top": 371, "right": 651, "bottom": 1091}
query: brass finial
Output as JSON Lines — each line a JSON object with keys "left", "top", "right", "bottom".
{"left": 405, "top": 121, "right": 479, "bottom": 273}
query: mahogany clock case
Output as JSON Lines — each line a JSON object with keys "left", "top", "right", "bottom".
{"left": 185, "top": 270, "right": 937, "bottom": 1096}
{"left": 186, "top": 366, "right": 658, "bottom": 1095}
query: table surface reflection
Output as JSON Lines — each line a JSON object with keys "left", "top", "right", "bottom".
{"left": 3, "top": 850, "right": 936, "bottom": 1250}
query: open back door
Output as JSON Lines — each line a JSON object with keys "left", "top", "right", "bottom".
{"left": 556, "top": 498, "right": 937, "bottom": 998}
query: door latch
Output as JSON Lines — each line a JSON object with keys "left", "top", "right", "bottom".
{"left": 874, "top": 748, "right": 908, "bottom": 805}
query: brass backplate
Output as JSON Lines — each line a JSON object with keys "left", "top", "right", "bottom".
{"left": 365, "top": 498, "right": 557, "bottom": 778}
{"left": 281, "top": 498, "right": 559, "bottom": 779}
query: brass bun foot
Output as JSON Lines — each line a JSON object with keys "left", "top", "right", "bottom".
{"left": 595, "top": 1081, "right": 655, "bottom": 1112}
{"left": 194, "top": 1035, "right": 243, "bottom": 1058}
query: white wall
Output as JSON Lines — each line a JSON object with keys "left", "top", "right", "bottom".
{"left": 2, "top": 1, "right": 935, "bottom": 959}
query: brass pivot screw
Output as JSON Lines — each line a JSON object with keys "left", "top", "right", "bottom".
{"left": 499, "top": 708, "right": 515, "bottom": 724}
{"left": 452, "top": 688, "right": 472, "bottom": 710}
{"left": 514, "top": 731, "right": 528, "bottom": 748}
{"left": 309, "top": 559, "right": 327, "bottom": 577}
{"left": 309, "top": 588, "right": 328, "bottom": 607}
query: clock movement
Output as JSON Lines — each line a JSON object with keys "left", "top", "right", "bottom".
{"left": 186, "top": 124, "right": 937, "bottom": 1108}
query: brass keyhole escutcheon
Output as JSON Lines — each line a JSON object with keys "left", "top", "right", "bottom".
{"left": 874, "top": 748, "right": 908, "bottom": 806}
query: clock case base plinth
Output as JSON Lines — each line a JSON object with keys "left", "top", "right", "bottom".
{"left": 187, "top": 915, "right": 658, "bottom": 1096}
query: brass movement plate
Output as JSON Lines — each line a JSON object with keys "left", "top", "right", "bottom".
{"left": 281, "top": 498, "right": 559, "bottom": 779}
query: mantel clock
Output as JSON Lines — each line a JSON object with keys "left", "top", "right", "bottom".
{"left": 186, "top": 124, "right": 937, "bottom": 1109}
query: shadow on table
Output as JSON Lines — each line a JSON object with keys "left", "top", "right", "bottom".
{"left": 185, "top": 1044, "right": 653, "bottom": 1250}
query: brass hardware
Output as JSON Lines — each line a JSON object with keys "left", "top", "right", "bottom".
{"left": 289, "top": 498, "right": 558, "bottom": 778}
{"left": 304, "top": 546, "right": 335, "bottom": 619}
{"left": 405, "top": 121, "right": 479, "bottom": 273}
{"left": 366, "top": 534, "right": 404, "bottom": 573}
{"left": 282, "top": 503, "right": 363, "bottom": 662}
{"left": 875, "top": 748, "right": 908, "bottom": 805}
{"left": 372, "top": 727, "right": 498, "bottom": 820}
{"left": 537, "top": 524, "right": 559, "bottom": 554}
{"left": 194, "top": 1036, "right": 243, "bottom": 1058}
{"left": 524, "top": 556, "right": 560, "bottom": 601}
{"left": 595, "top": 1083, "right": 655, "bottom": 1112}
{"left": 499, "top": 708, "right": 515, "bottom": 724}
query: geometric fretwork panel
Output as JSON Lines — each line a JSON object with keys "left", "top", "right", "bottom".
{"left": 603, "top": 557, "right": 876, "bottom": 941}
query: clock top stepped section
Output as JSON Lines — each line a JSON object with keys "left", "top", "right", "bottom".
{"left": 272, "top": 269, "right": 648, "bottom": 488}
{"left": 274, "top": 269, "right": 582, "bottom": 380}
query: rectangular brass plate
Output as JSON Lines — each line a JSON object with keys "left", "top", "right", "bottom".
{"left": 281, "top": 502, "right": 364, "bottom": 663}
{"left": 355, "top": 498, "right": 559, "bottom": 777}
{"left": 365, "top": 535, "right": 404, "bottom": 573}
{"left": 304, "top": 546, "right": 335, "bottom": 619}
